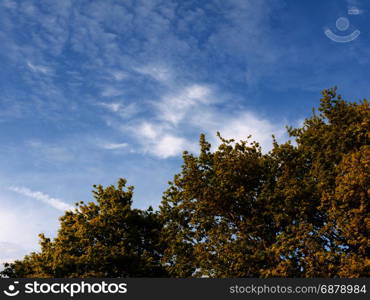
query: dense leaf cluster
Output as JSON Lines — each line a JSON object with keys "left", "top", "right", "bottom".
{"left": 1, "top": 179, "right": 167, "bottom": 277}
{"left": 1, "top": 88, "right": 369, "bottom": 277}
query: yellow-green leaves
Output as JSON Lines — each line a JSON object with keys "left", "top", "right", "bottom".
{"left": 2, "top": 179, "right": 167, "bottom": 278}
{"left": 160, "top": 88, "right": 369, "bottom": 278}
{"left": 2, "top": 88, "right": 368, "bottom": 278}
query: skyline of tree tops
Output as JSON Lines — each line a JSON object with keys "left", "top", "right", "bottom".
{"left": 1, "top": 88, "right": 369, "bottom": 278}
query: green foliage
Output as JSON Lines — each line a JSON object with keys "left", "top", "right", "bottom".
{"left": 1, "top": 88, "right": 369, "bottom": 278}
{"left": 268, "top": 88, "right": 369, "bottom": 277}
{"left": 160, "top": 135, "right": 275, "bottom": 277}
{"left": 160, "top": 88, "right": 369, "bottom": 277}
{"left": 1, "top": 179, "right": 167, "bottom": 277}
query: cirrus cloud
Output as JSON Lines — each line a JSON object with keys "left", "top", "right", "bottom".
{"left": 9, "top": 186, "right": 73, "bottom": 211}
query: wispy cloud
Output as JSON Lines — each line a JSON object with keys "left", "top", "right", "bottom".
{"left": 122, "top": 75, "right": 286, "bottom": 158}
{"left": 0, "top": 190, "right": 62, "bottom": 264}
{"left": 214, "top": 112, "right": 286, "bottom": 149}
{"left": 9, "top": 186, "right": 73, "bottom": 211}
{"left": 98, "top": 102, "right": 122, "bottom": 112}
{"left": 134, "top": 64, "right": 173, "bottom": 83}
{"left": 98, "top": 101, "right": 139, "bottom": 118}
{"left": 133, "top": 122, "right": 192, "bottom": 158}
{"left": 101, "top": 143, "right": 128, "bottom": 150}
{"left": 101, "top": 87, "right": 124, "bottom": 97}
{"left": 155, "top": 84, "right": 213, "bottom": 125}
{"left": 110, "top": 70, "right": 128, "bottom": 81}
{"left": 27, "top": 62, "right": 51, "bottom": 74}
{"left": 151, "top": 135, "right": 188, "bottom": 158}
{"left": 2, "top": 0, "right": 358, "bottom": 265}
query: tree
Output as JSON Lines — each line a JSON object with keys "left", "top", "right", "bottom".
{"left": 160, "top": 88, "right": 369, "bottom": 277}
{"left": 330, "top": 146, "right": 369, "bottom": 277}
{"left": 1, "top": 179, "right": 167, "bottom": 278}
{"left": 2, "top": 88, "right": 369, "bottom": 278}
{"left": 267, "top": 88, "right": 369, "bottom": 277}
{"left": 160, "top": 134, "right": 278, "bottom": 277}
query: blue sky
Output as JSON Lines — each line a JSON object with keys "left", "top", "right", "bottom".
{"left": 1, "top": 0, "right": 370, "bottom": 263}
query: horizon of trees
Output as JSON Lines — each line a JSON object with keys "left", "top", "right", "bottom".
{"left": 1, "top": 87, "right": 369, "bottom": 278}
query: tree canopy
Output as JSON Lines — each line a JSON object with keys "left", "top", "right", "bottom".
{"left": 1, "top": 179, "right": 167, "bottom": 277}
{"left": 1, "top": 88, "right": 369, "bottom": 278}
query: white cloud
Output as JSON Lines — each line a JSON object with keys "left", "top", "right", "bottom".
{"left": 0, "top": 190, "right": 62, "bottom": 265}
{"left": 137, "top": 122, "right": 160, "bottom": 139}
{"left": 134, "top": 64, "right": 172, "bottom": 82}
{"left": 98, "top": 101, "right": 138, "bottom": 118}
{"left": 9, "top": 186, "right": 73, "bottom": 211}
{"left": 215, "top": 112, "right": 286, "bottom": 151}
{"left": 127, "top": 82, "right": 286, "bottom": 158}
{"left": 101, "top": 87, "right": 123, "bottom": 97}
{"left": 99, "top": 102, "right": 122, "bottom": 112}
{"left": 111, "top": 70, "right": 127, "bottom": 81}
{"left": 27, "top": 62, "right": 51, "bottom": 74}
{"left": 185, "top": 107, "right": 286, "bottom": 153}
{"left": 131, "top": 121, "right": 194, "bottom": 158}
{"left": 101, "top": 143, "right": 128, "bottom": 150}
{"left": 156, "top": 84, "right": 213, "bottom": 124}
{"left": 152, "top": 134, "right": 188, "bottom": 158}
